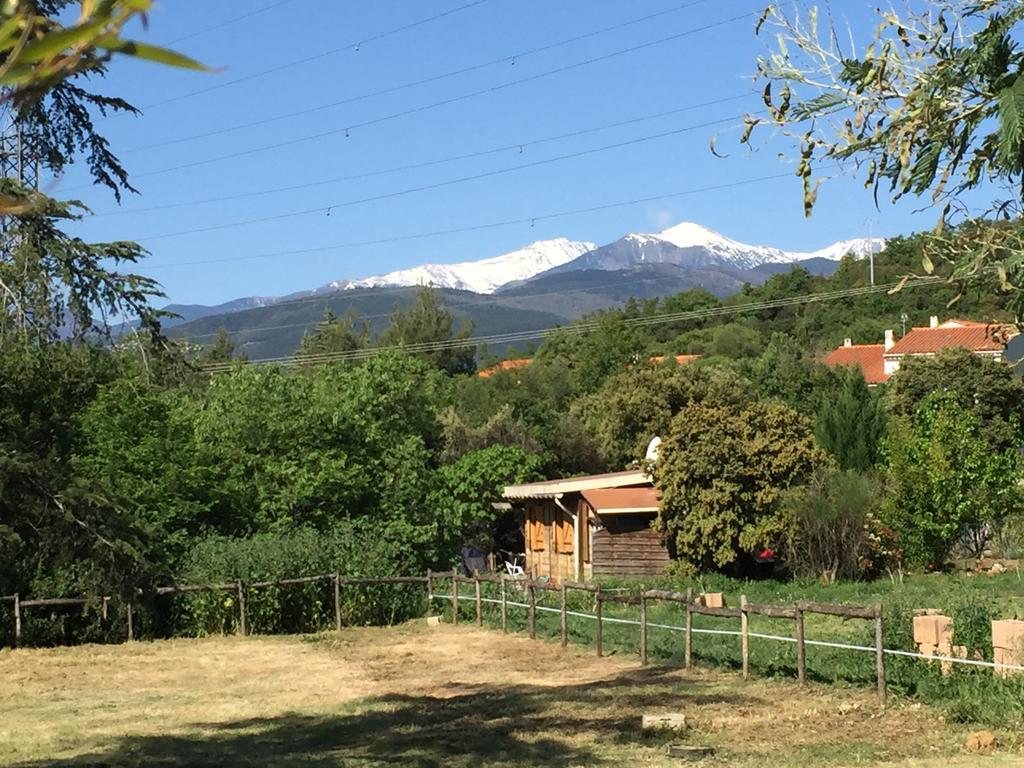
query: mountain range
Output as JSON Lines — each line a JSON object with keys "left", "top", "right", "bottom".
{"left": 164, "top": 222, "right": 885, "bottom": 359}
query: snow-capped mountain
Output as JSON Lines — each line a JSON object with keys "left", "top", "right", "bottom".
{"left": 161, "top": 222, "right": 886, "bottom": 331}
{"left": 531, "top": 222, "right": 885, "bottom": 280}
{"left": 317, "top": 238, "right": 595, "bottom": 295}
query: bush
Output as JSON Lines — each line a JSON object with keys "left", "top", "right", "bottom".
{"left": 153, "top": 524, "right": 427, "bottom": 638}
{"left": 781, "top": 469, "right": 882, "bottom": 582}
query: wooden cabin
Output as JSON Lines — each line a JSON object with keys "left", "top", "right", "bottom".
{"left": 503, "top": 470, "right": 670, "bottom": 582}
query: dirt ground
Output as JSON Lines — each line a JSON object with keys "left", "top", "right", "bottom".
{"left": 1, "top": 622, "right": 1020, "bottom": 767}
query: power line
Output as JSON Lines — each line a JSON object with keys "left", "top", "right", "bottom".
{"left": 81, "top": 8, "right": 754, "bottom": 191}
{"left": 125, "top": 0, "right": 724, "bottom": 154}
{"left": 143, "top": 0, "right": 499, "bottom": 109}
{"left": 133, "top": 114, "right": 750, "bottom": 242}
{"left": 96, "top": 94, "right": 753, "bottom": 218}
{"left": 166, "top": 0, "right": 303, "bottom": 45}
{"left": 201, "top": 279, "right": 941, "bottom": 372}
{"left": 143, "top": 167, "right": 810, "bottom": 272}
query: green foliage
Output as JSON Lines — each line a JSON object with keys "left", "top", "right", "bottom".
{"left": 573, "top": 363, "right": 755, "bottom": 470}
{"left": 430, "top": 445, "right": 543, "bottom": 552}
{"left": 780, "top": 469, "right": 883, "bottom": 582}
{"left": 881, "top": 393, "right": 1024, "bottom": 568}
{"left": 296, "top": 308, "right": 368, "bottom": 360}
{"left": 888, "top": 347, "right": 1024, "bottom": 453}
{"left": 0, "top": 187, "right": 167, "bottom": 341}
{"left": 815, "top": 367, "right": 887, "bottom": 471}
{"left": 653, "top": 389, "right": 826, "bottom": 572}
{"left": 751, "top": 2, "right": 1024, "bottom": 306}
{"left": 169, "top": 525, "right": 425, "bottom": 636}
{"left": 380, "top": 285, "right": 475, "bottom": 374}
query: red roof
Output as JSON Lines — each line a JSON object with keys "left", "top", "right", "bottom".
{"left": 581, "top": 487, "right": 660, "bottom": 513}
{"left": 823, "top": 344, "right": 888, "bottom": 385}
{"left": 887, "top": 325, "right": 1006, "bottom": 355}
{"left": 648, "top": 354, "right": 701, "bottom": 366}
{"left": 477, "top": 358, "right": 533, "bottom": 378}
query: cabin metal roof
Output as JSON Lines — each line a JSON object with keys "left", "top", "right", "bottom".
{"left": 503, "top": 469, "right": 650, "bottom": 500}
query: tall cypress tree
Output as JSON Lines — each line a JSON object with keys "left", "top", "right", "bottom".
{"left": 815, "top": 369, "right": 887, "bottom": 471}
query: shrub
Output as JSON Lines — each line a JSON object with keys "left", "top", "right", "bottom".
{"left": 781, "top": 469, "right": 881, "bottom": 582}
{"left": 155, "top": 524, "right": 427, "bottom": 638}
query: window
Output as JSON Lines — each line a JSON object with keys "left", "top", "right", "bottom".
{"left": 555, "top": 513, "right": 574, "bottom": 554}
{"left": 528, "top": 507, "right": 545, "bottom": 551}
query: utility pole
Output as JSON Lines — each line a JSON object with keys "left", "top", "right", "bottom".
{"left": 0, "top": 103, "right": 39, "bottom": 256}
{"left": 866, "top": 218, "right": 875, "bottom": 287}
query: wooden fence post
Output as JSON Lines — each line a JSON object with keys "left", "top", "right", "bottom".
{"left": 740, "top": 595, "right": 749, "bottom": 680}
{"left": 684, "top": 587, "right": 692, "bottom": 668}
{"left": 237, "top": 581, "right": 247, "bottom": 637}
{"left": 639, "top": 589, "right": 648, "bottom": 666}
{"left": 500, "top": 575, "right": 507, "bottom": 633}
{"left": 426, "top": 569, "right": 433, "bottom": 608}
{"left": 451, "top": 575, "right": 459, "bottom": 625}
{"left": 126, "top": 602, "right": 134, "bottom": 642}
{"left": 684, "top": 590, "right": 692, "bottom": 669}
{"left": 333, "top": 574, "right": 342, "bottom": 632}
{"left": 875, "top": 604, "right": 886, "bottom": 706}
{"left": 474, "top": 573, "right": 482, "bottom": 626}
{"left": 595, "top": 586, "right": 603, "bottom": 657}
{"left": 528, "top": 582, "right": 536, "bottom": 640}
{"left": 13, "top": 593, "right": 20, "bottom": 648}
{"left": 795, "top": 603, "right": 806, "bottom": 685}
{"left": 560, "top": 582, "right": 568, "bottom": 648}
{"left": 101, "top": 596, "right": 109, "bottom": 622}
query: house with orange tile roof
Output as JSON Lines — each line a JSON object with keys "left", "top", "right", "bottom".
{"left": 823, "top": 341, "right": 888, "bottom": 385}
{"left": 477, "top": 358, "right": 533, "bottom": 378}
{"left": 881, "top": 317, "right": 1012, "bottom": 377}
{"left": 824, "top": 317, "right": 1016, "bottom": 385}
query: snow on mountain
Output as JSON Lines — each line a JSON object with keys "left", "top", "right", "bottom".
{"left": 653, "top": 222, "right": 884, "bottom": 270}
{"left": 319, "top": 238, "right": 596, "bottom": 295}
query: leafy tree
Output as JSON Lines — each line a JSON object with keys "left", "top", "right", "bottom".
{"left": 749, "top": 2, "right": 1024, "bottom": 303}
{"left": 194, "top": 329, "right": 241, "bottom": 366}
{"left": 881, "top": 393, "right": 1023, "bottom": 568}
{"left": 888, "top": 348, "right": 1024, "bottom": 453}
{"left": 816, "top": 367, "right": 887, "bottom": 471}
{"left": 0, "top": 189, "right": 166, "bottom": 341}
{"left": 537, "top": 309, "right": 650, "bottom": 392}
{"left": 380, "top": 286, "right": 475, "bottom": 374}
{"left": 0, "top": 0, "right": 206, "bottom": 209}
{"left": 780, "top": 468, "right": 882, "bottom": 583}
{"left": 296, "top": 308, "right": 368, "bottom": 360}
{"left": 653, "top": 394, "right": 826, "bottom": 572}
{"left": 573, "top": 363, "right": 755, "bottom": 470}
{"left": 430, "top": 445, "right": 543, "bottom": 553}
{"left": 736, "top": 332, "right": 837, "bottom": 414}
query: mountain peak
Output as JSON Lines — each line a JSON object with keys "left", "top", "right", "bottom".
{"left": 655, "top": 221, "right": 735, "bottom": 250}
{"left": 319, "top": 237, "right": 596, "bottom": 295}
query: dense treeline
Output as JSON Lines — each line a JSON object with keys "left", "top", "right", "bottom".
{"left": 4, "top": 229, "right": 1024, "bottom": 638}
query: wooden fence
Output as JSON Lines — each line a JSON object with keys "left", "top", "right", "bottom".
{"left": 3, "top": 571, "right": 886, "bottom": 704}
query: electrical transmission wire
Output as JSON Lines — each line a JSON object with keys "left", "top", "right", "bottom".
{"left": 166, "top": 0, "right": 303, "bottom": 45}
{"left": 83, "top": 8, "right": 754, "bottom": 191}
{"left": 201, "top": 279, "right": 941, "bottom": 372}
{"left": 125, "top": 0, "right": 726, "bottom": 154}
{"left": 96, "top": 94, "right": 754, "bottom": 218}
{"left": 143, "top": 167, "right": 823, "bottom": 272}
{"left": 143, "top": 0, "right": 500, "bottom": 109}
{"left": 132, "top": 114, "right": 750, "bottom": 242}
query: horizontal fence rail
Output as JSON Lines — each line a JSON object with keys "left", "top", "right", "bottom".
{"left": 5, "top": 571, "right": 1024, "bottom": 704}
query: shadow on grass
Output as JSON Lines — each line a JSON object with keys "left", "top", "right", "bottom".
{"left": 17, "top": 666, "right": 749, "bottom": 768}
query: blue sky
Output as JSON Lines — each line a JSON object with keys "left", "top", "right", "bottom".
{"left": 59, "top": 0, "right": 948, "bottom": 307}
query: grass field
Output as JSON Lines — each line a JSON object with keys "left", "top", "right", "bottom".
{"left": 2, "top": 622, "right": 1022, "bottom": 767}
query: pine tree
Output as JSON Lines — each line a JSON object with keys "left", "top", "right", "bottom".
{"left": 815, "top": 369, "right": 886, "bottom": 471}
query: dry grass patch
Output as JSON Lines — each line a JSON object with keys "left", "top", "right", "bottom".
{"left": 1, "top": 623, "right": 1020, "bottom": 767}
